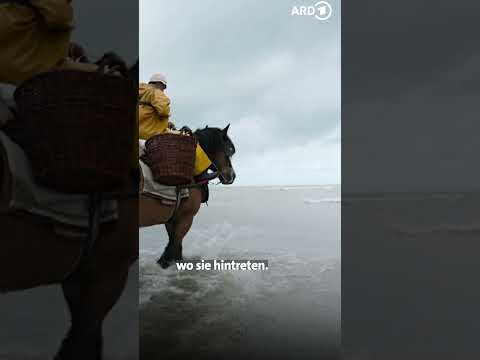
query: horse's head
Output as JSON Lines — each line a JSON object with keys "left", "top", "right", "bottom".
{"left": 194, "top": 124, "right": 236, "bottom": 185}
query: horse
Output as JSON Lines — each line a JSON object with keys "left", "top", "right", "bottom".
{"left": 139, "top": 124, "right": 236, "bottom": 268}
{"left": 0, "top": 57, "right": 139, "bottom": 360}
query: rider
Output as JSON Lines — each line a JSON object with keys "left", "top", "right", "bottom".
{"left": 138, "top": 74, "right": 212, "bottom": 177}
{"left": 0, "top": 0, "right": 98, "bottom": 86}
{"left": 138, "top": 74, "right": 172, "bottom": 138}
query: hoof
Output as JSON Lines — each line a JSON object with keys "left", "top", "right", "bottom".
{"left": 157, "top": 244, "right": 183, "bottom": 269}
{"left": 157, "top": 255, "right": 174, "bottom": 269}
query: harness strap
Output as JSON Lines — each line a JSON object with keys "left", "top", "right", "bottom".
{"left": 165, "top": 174, "right": 218, "bottom": 224}
{"left": 86, "top": 193, "right": 102, "bottom": 254}
{"left": 166, "top": 186, "right": 182, "bottom": 224}
{"left": 62, "top": 192, "right": 102, "bottom": 281}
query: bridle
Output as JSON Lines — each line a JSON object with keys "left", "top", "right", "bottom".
{"left": 193, "top": 128, "right": 235, "bottom": 184}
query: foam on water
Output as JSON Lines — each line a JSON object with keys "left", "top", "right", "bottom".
{"left": 140, "top": 186, "right": 340, "bottom": 358}
{"left": 140, "top": 220, "right": 339, "bottom": 306}
{"left": 141, "top": 252, "right": 339, "bottom": 303}
{"left": 304, "top": 197, "right": 341, "bottom": 204}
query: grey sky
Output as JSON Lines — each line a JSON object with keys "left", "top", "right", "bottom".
{"left": 343, "top": 0, "right": 480, "bottom": 192}
{"left": 140, "top": 0, "right": 341, "bottom": 186}
{"left": 1, "top": 1, "right": 138, "bottom": 98}
{"left": 72, "top": 1, "right": 138, "bottom": 64}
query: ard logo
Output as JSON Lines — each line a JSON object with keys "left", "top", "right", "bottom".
{"left": 291, "top": 1, "right": 333, "bottom": 21}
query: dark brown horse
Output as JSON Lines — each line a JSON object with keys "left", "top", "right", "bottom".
{"left": 0, "top": 56, "right": 139, "bottom": 360}
{"left": 140, "top": 125, "right": 236, "bottom": 268}
{"left": 0, "top": 168, "right": 138, "bottom": 360}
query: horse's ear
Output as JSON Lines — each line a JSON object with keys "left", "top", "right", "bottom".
{"left": 223, "top": 124, "right": 230, "bottom": 135}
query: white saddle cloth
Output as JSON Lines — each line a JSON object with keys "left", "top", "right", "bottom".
{"left": 139, "top": 140, "right": 189, "bottom": 201}
{"left": 0, "top": 131, "right": 118, "bottom": 228}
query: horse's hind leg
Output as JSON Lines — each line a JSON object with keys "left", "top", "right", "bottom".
{"left": 55, "top": 268, "right": 101, "bottom": 360}
{"left": 55, "top": 258, "right": 131, "bottom": 360}
{"left": 158, "top": 190, "right": 202, "bottom": 268}
{"left": 157, "top": 222, "right": 182, "bottom": 268}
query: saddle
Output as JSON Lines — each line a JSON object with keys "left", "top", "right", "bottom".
{"left": 138, "top": 139, "right": 189, "bottom": 201}
{"left": 139, "top": 139, "right": 210, "bottom": 204}
{"left": 0, "top": 68, "right": 134, "bottom": 248}
{"left": 0, "top": 126, "right": 118, "bottom": 237}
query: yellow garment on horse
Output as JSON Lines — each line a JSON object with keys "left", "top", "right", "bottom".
{"left": 193, "top": 143, "right": 212, "bottom": 176}
{"left": 0, "top": 1, "right": 74, "bottom": 85}
{"left": 138, "top": 83, "right": 171, "bottom": 139}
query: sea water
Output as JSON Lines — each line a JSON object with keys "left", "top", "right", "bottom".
{"left": 140, "top": 185, "right": 341, "bottom": 359}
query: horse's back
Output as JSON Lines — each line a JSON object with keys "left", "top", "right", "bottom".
{"left": 0, "top": 128, "right": 137, "bottom": 291}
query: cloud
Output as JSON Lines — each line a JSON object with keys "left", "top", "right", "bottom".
{"left": 72, "top": 1, "right": 138, "bottom": 64}
{"left": 343, "top": 0, "right": 480, "bottom": 191}
{"left": 140, "top": 0, "right": 340, "bottom": 185}
{"left": 234, "top": 135, "right": 341, "bottom": 186}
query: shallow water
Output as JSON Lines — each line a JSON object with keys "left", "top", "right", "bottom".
{"left": 0, "top": 266, "right": 139, "bottom": 360}
{"left": 342, "top": 192, "right": 480, "bottom": 360}
{"left": 140, "top": 185, "right": 341, "bottom": 359}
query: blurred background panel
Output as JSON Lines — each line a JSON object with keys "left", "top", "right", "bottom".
{"left": 0, "top": 0, "right": 139, "bottom": 359}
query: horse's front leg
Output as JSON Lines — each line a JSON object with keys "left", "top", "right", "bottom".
{"left": 158, "top": 189, "right": 202, "bottom": 268}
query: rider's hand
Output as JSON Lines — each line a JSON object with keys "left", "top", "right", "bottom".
{"left": 180, "top": 126, "right": 193, "bottom": 135}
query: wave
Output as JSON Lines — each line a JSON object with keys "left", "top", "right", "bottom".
{"left": 140, "top": 248, "right": 340, "bottom": 306}
{"left": 140, "top": 218, "right": 340, "bottom": 308}
{"left": 279, "top": 185, "right": 339, "bottom": 191}
{"left": 304, "top": 197, "right": 341, "bottom": 204}
{"left": 344, "top": 193, "right": 465, "bottom": 202}
{"left": 394, "top": 223, "right": 480, "bottom": 235}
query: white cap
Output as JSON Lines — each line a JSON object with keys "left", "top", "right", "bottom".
{"left": 149, "top": 73, "right": 167, "bottom": 86}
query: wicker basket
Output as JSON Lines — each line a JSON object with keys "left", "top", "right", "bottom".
{"left": 14, "top": 70, "right": 136, "bottom": 193}
{"left": 144, "top": 133, "right": 196, "bottom": 185}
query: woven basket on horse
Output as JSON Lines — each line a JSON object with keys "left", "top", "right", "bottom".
{"left": 14, "top": 70, "right": 136, "bottom": 193}
{"left": 143, "top": 133, "right": 196, "bottom": 186}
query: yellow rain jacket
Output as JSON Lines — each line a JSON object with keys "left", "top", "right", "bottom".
{"left": 0, "top": 0, "right": 74, "bottom": 85}
{"left": 138, "top": 83, "right": 171, "bottom": 139}
{"left": 138, "top": 83, "right": 212, "bottom": 176}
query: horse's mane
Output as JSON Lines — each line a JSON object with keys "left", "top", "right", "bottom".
{"left": 194, "top": 127, "right": 223, "bottom": 157}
